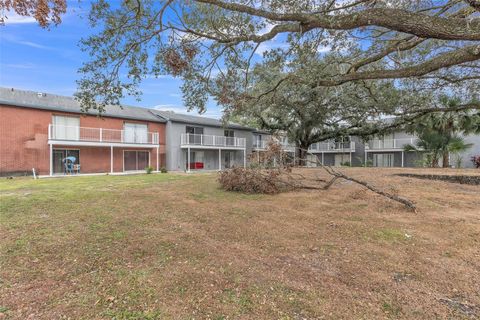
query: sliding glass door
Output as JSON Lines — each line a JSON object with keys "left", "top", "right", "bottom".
{"left": 52, "top": 149, "right": 80, "bottom": 174}
{"left": 124, "top": 151, "right": 150, "bottom": 171}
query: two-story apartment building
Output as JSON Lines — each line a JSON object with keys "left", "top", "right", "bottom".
{"left": 306, "top": 133, "right": 426, "bottom": 168}
{"left": 308, "top": 136, "right": 365, "bottom": 167}
{"left": 364, "top": 132, "right": 422, "bottom": 167}
{"left": 0, "top": 88, "right": 166, "bottom": 176}
{"left": 251, "top": 130, "right": 296, "bottom": 164}
{"left": 1, "top": 87, "right": 479, "bottom": 176}
{"left": 152, "top": 110, "right": 254, "bottom": 172}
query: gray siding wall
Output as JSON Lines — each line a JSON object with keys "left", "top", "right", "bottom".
{"left": 460, "top": 134, "right": 480, "bottom": 168}
{"left": 165, "top": 124, "right": 480, "bottom": 170}
{"left": 165, "top": 121, "right": 253, "bottom": 171}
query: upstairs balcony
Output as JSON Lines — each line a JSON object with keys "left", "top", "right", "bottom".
{"left": 180, "top": 133, "right": 246, "bottom": 149}
{"left": 366, "top": 138, "right": 417, "bottom": 151}
{"left": 253, "top": 140, "right": 296, "bottom": 152}
{"left": 48, "top": 124, "right": 160, "bottom": 146}
{"left": 309, "top": 141, "right": 356, "bottom": 153}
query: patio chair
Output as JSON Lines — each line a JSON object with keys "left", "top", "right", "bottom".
{"left": 62, "top": 156, "right": 76, "bottom": 174}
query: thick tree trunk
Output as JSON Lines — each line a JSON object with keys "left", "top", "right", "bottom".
{"left": 442, "top": 152, "right": 450, "bottom": 168}
{"left": 297, "top": 144, "right": 310, "bottom": 167}
{"left": 432, "top": 154, "right": 439, "bottom": 168}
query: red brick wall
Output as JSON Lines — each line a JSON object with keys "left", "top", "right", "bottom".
{"left": 0, "top": 104, "right": 166, "bottom": 176}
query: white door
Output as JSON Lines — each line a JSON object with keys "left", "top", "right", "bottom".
{"left": 52, "top": 116, "right": 80, "bottom": 140}
{"left": 124, "top": 123, "right": 136, "bottom": 143}
{"left": 124, "top": 123, "right": 148, "bottom": 143}
{"left": 373, "top": 154, "right": 394, "bottom": 167}
{"left": 334, "top": 154, "right": 346, "bottom": 166}
{"left": 382, "top": 134, "right": 394, "bottom": 148}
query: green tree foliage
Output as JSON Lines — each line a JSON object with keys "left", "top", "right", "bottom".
{"left": 404, "top": 98, "right": 480, "bottom": 167}
{"left": 76, "top": 0, "right": 480, "bottom": 136}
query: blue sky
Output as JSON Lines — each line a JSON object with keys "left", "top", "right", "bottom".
{"left": 0, "top": 4, "right": 224, "bottom": 118}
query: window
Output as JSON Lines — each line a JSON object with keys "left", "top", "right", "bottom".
{"left": 334, "top": 136, "right": 350, "bottom": 149}
{"left": 187, "top": 151, "right": 205, "bottom": 170}
{"left": 373, "top": 153, "right": 394, "bottom": 167}
{"left": 52, "top": 149, "right": 80, "bottom": 174}
{"left": 254, "top": 134, "right": 262, "bottom": 148}
{"left": 186, "top": 126, "right": 204, "bottom": 144}
{"left": 225, "top": 130, "right": 235, "bottom": 146}
{"left": 224, "top": 151, "right": 235, "bottom": 168}
{"left": 124, "top": 151, "right": 150, "bottom": 171}
{"left": 381, "top": 134, "right": 394, "bottom": 148}
{"left": 52, "top": 115, "right": 80, "bottom": 140}
{"left": 124, "top": 123, "right": 148, "bottom": 143}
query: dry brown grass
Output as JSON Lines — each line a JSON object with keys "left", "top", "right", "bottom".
{"left": 0, "top": 168, "right": 479, "bottom": 319}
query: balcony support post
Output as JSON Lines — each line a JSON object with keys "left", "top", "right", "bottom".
{"left": 243, "top": 149, "right": 246, "bottom": 168}
{"left": 156, "top": 146, "right": 159, "bottom": 172}
{"left": 110, "top": 145, "right": 113, "bottom": 173}
{"left": 218, "top": 148, "right": 221, "bottom": 171}
{"left": 49, "top": 143, "right": 53, "bottom": 176}
{"left": 321, "top": 152, "right": 324, "bottom": 166}
{"left": 187, "top": 147, "right": 191, "bottom": 173}
{"left": 401, "top": 151, "right": 404, "bottom": 168}
{"left": 364, "top": 150, "right": 367, "bottom": 167}
{"left": 350, "top": 151, "right": 352, "bottom": 166}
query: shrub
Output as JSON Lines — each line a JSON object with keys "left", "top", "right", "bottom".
{"left": 218, "top": 167, "right": 289, "bottom": 194}
{"left": 160, "top": 167, "right": 168, "bottom": 173}
{"left": 472, "top": 155, "right": 480, "bottom": 168}
{"left": 145, "top": 166, "right": 154, "bottom": 174}
{"left": 341, "top": 161, "right": 351, "bottom": 167}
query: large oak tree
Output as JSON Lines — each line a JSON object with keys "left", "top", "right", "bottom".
{"left": 75, "top": 0, "right": 480, "bottom": 134}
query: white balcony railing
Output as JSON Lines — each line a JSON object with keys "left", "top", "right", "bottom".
{"left": 48, "top": 124, "right": 159, "bottom": 145}
{"left": 181, "top": 133, "right": 246, "bottom": 148}
{"left": 253, "top": 140, "right": 267, "bottom": 149}
{"left": 366, "top": 138, "right": 416, "bottom": 150}
{"left": 253, "top": 139, "right": 295, "bottom": 152}
{"left": 309, "top": 141, "right": 356, "bottom": 152}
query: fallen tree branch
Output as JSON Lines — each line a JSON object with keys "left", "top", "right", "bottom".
{"left": 219, "top": 143, "right": 416, "bottom": 212}
{"left": 298, "top": 147, "right": 417, "bottom": 212}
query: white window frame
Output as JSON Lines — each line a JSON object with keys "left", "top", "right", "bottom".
{"left": 124, "top": 123, "right": 148, "bottom": 144}
{"left": 52, "top": 115, "right": 80, "bottom": 140}
{"left": 373, "top": 153, "right": 394, "bottom": 167}
{"left": 122, "top": 150, "right": 151, "bottom": 172}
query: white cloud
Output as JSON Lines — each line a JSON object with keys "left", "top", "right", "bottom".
{"left": 2, "top": 63, "right": 36, "bottom": 69}
{"left": 317, "top": 45, "right": 332, "bottom": 53}
{"left": 255, "top": 41, "right": 289, "bottom": 56}
{"left": 2, "top": 34, "right": 53, "bottom": 50}
{"left": 1, "top": 12, "right": 36, "bottom": 25}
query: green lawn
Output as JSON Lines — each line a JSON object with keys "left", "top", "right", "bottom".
{"left": 1, "top": 169, "right": 479, "bottom": 319}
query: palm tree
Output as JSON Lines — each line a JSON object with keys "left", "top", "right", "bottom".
{"left": 448, "top": 136, "right": 474, "bottom": 168}
{"left": 406, "top": 97, "right": 480, "bottom": 167}
{"left": 404, "top": 131, "right": 472, "bottom": 168}
{"left": 404, "top": 129, "right": 446, "bottom": 167}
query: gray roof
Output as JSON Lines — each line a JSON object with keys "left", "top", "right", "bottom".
{"left": 0, "top": 87, "right": 256, "bottom": 130}
{"left": 151, "top": 109, "right": 254, "bottom": 130}
{"left": 0, "top": 87, "right": 165, "bottom": 123}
